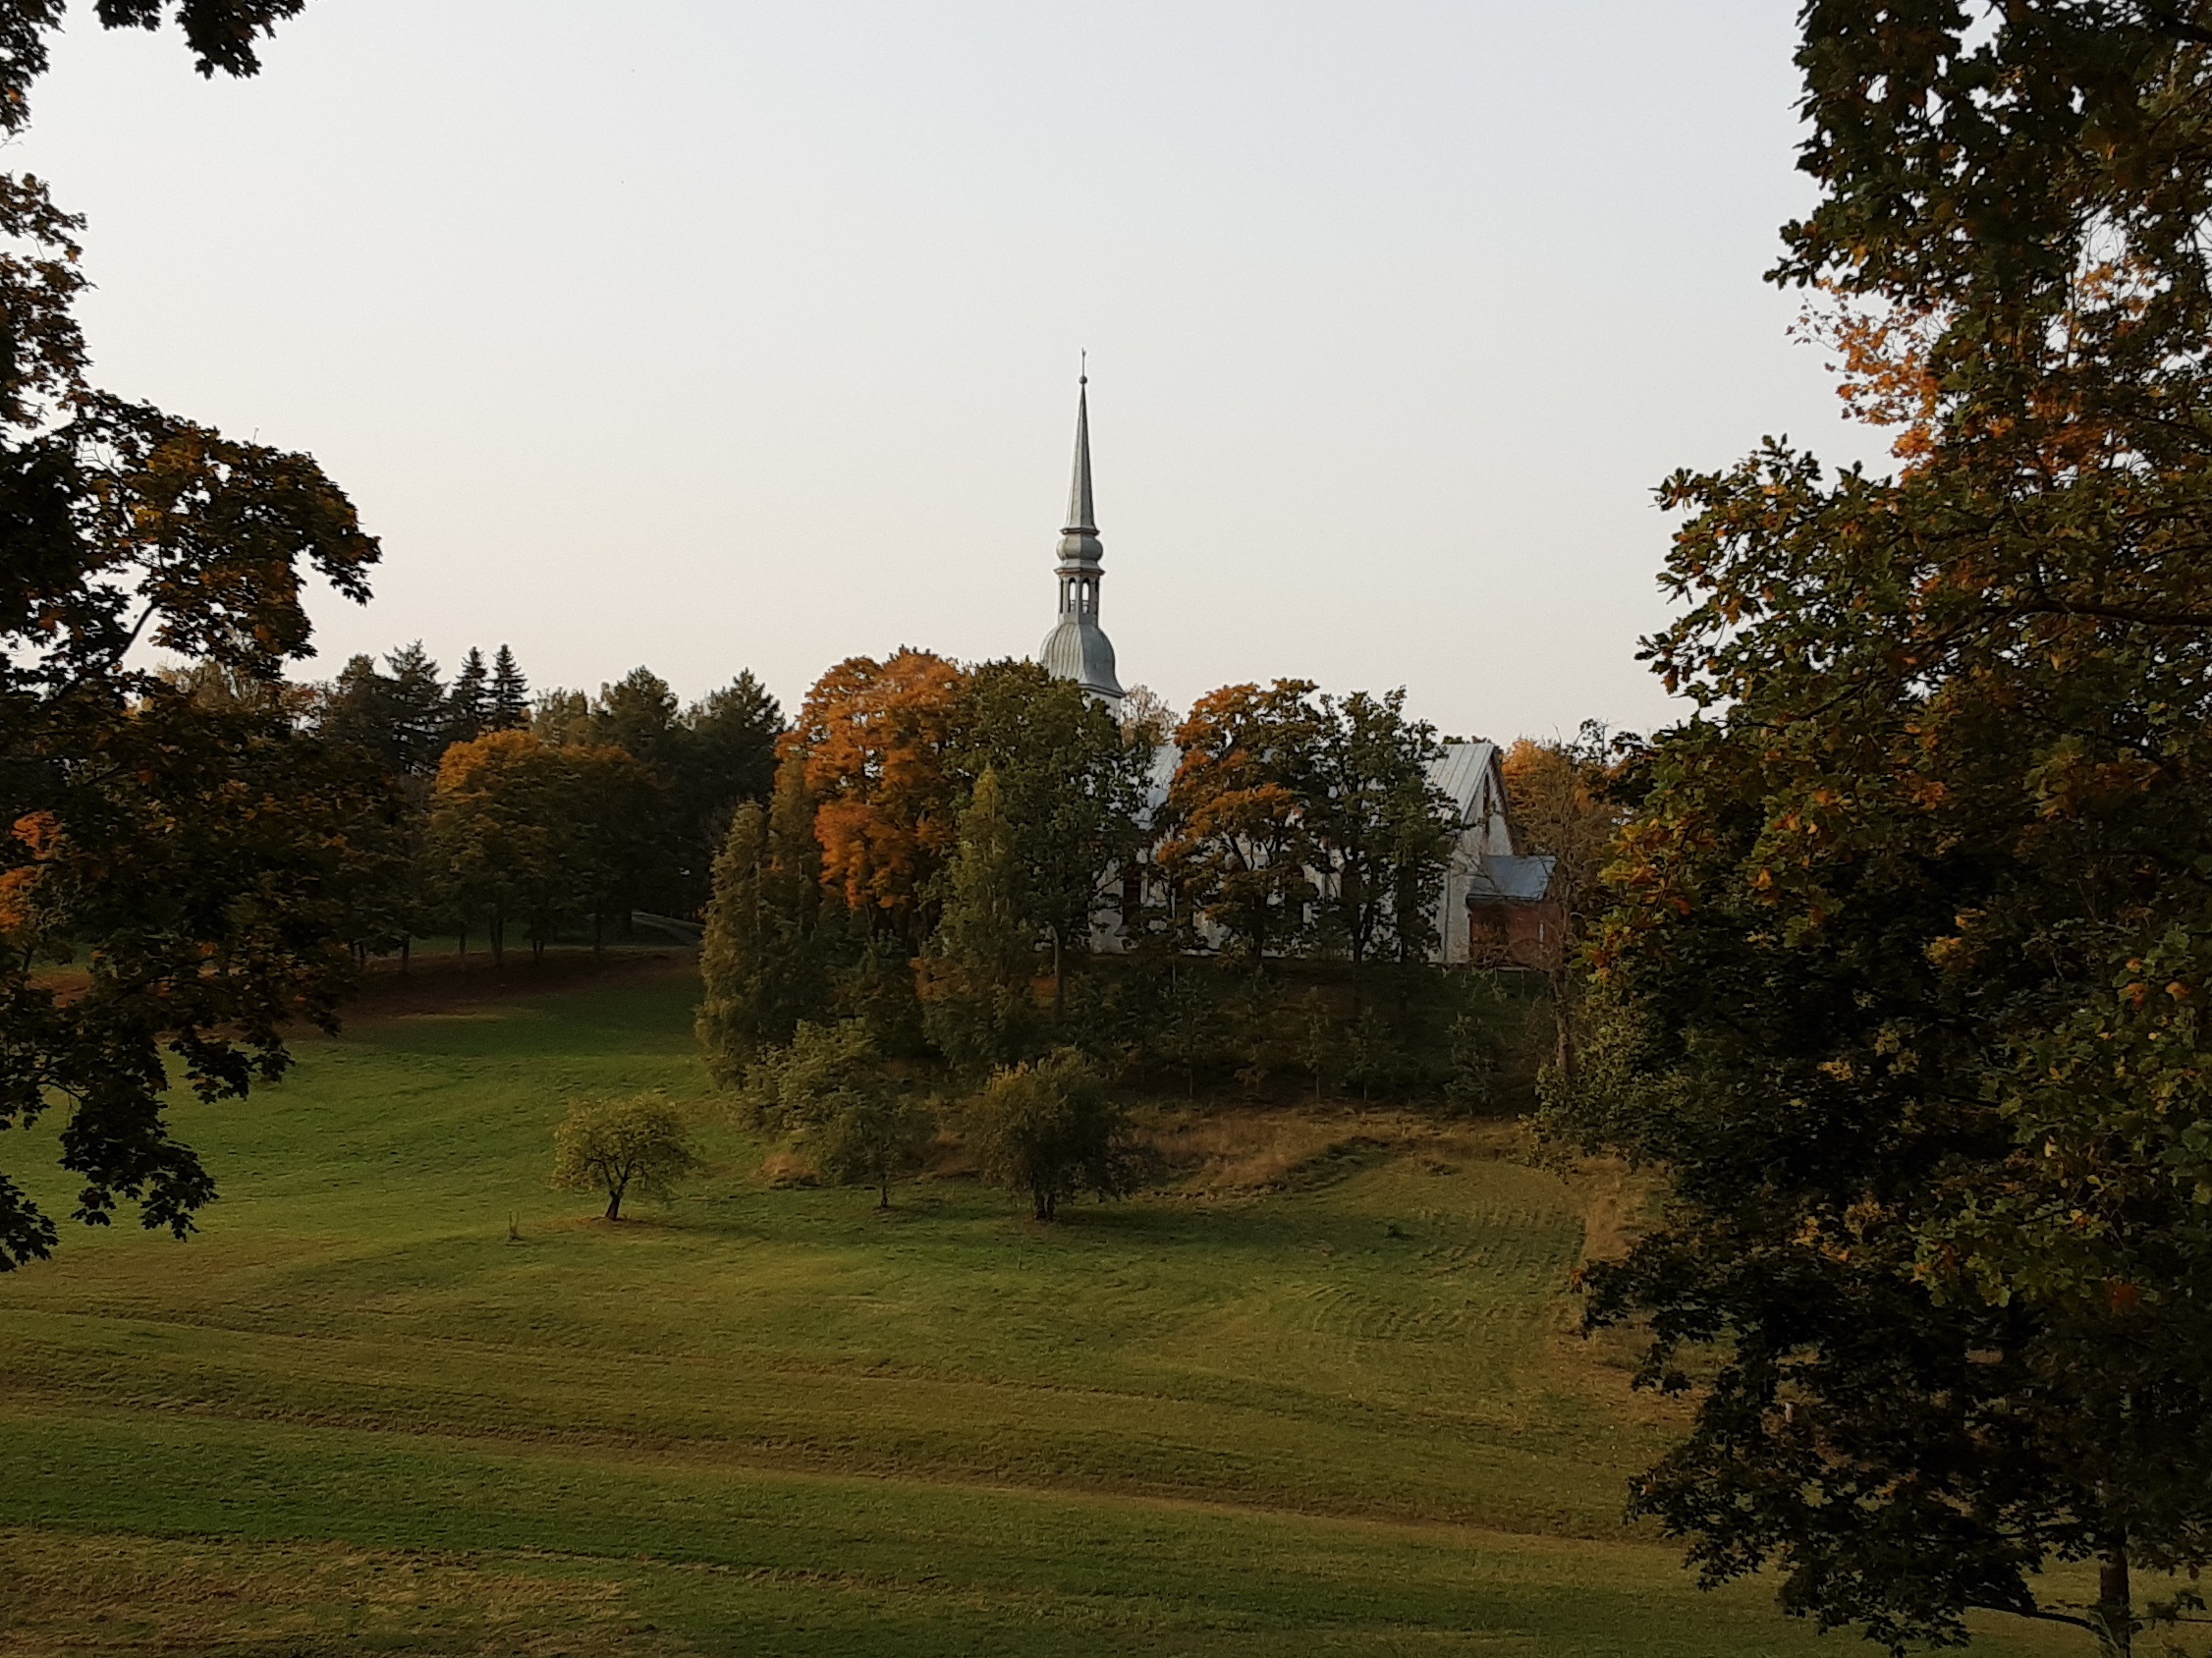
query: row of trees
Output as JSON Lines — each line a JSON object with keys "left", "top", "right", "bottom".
{"left": 298, "top": 644, "right": 785, "bottom": 963}
{"left": 554, "top": 1042, "right": 1147, "bottom": 1224}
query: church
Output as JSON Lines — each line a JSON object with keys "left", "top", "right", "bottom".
{"left": 1028, "top": 377, "right": 1554, "bottom": 967}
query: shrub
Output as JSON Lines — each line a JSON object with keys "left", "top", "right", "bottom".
{"left": 966, "top": 1049, "right": 1151, "bottom": 1222}
{"left": 748, "top": 1020, "right": 936, "bottom": 1207}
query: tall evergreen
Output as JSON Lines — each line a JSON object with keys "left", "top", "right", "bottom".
{"left": 382, "top": 642, "right": 448, "bottom": 778}
{"left": 695, "top": 752, "right": 829, "bottom": 1083}
{"left": 444, "top": 646, "right": 490, "bottom": 748}
{"left": 314, "top": 653, "right": 397, "bottom": 766}
{"left": 589, "top": 666, "right": 680, "bottom": 768}
{"left": 487, "top": 644, "right": 529, "bottom": 731}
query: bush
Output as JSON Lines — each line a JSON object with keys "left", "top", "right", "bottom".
{"left": 966, "top": 1049, "right": 1151, "bottom": 1222}
{"left": 748, "top": 1020, "right": 936, "bottom": 1207}
{"left": 551, "top": 1093, "right": 702, "bottom": 1221}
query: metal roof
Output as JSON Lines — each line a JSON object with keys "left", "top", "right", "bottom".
{"left": 1425, "top": 740, "right": 1500, "bottom": 827}
{"left": 1466, "top": 854, "right": 1556, "bottom": 904}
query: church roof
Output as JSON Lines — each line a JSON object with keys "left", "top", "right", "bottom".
{"left": 1426, "top": 739, "right": 1502, "bottom": 828}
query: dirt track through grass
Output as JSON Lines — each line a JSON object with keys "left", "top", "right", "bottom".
{"left": 0, "top": 958, "right": 2075, "bottom": 1654}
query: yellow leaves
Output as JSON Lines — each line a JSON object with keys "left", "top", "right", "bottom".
{"left": 12, "top": 810, "right": 61, "bottom": 855}
{"left": 787, "top": 649, "right": 964, "bottom": 916}
{"left": 0, "top": 865, "right": 39, "bottom": 934}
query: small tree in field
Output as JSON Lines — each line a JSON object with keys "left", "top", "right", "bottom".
{"left": 748, "top": 1021, "right": 936, "bottom": 1207}
{"left": 551, "top": 1094, "right": 702, "bottom": 1221}
{"left": 813, "top": 1091, "right": 938, "bottom": 1210}
{"left": 967, "top": 1049, "right": 1148, "bottom": 1222}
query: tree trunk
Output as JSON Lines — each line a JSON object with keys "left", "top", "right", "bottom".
{"left": 458, "top": 922, "right": 467, "bottom": 961}
{"left": 605, "top": 1185, "right": 624, "bottom": 1221}
{"left": 878, "top": 1173, "right": 891, "bottom": 1210}
{"left": 491, "top": 912, "right": 505, "bottom": 969}
{"left": 1052, "top": 930, "right": 1064, "bottom": 1022}
{"left": 2096, "top": 1541, "right": 2131, "bottom": 1656}
{"left": 399, "top": 935, "right": 411, "bottom": 978}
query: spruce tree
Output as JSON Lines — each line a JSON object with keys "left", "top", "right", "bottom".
{"left": 444, "top": 646, "right": 490, "bottom": 747}
{"left": 382, "top": 642, "right": 447, "bottom": 777}
{"left": 487, "top": 644, "right": 529, "bottom": 731}
{"left": 695, "top": 752, "right": 827, "bottom": 1083}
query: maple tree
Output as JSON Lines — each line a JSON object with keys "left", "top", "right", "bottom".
{"left": 1545, "top": 5, "right": 2212, "bottom": 1652}
{"left": 425, "top": 731, "right": 661, "bottom": 967}
{"left": 784, "top": 649, "right": 965, "bottom": 940}
{"left": 1158, "top": 680, "right": 1324, "bottom": 965}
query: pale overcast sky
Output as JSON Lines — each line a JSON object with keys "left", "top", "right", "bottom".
{"left": 19, "top": 0, "right": 1883, "bottom": 741}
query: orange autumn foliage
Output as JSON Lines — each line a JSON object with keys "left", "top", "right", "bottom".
{"left": 784, "top": 649, "right": 965, "bottom": 927}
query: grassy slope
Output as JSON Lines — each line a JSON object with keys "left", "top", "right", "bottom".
{"left": 0, "top": 960, "right": 2072, "bottom": 1656}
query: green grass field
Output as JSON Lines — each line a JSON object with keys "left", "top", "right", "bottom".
{"left": 0, "top": 958, "right": 2076, "bottom": 1655}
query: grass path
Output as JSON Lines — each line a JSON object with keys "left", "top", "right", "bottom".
{"left": 0, "top": 959, "right": 2075, "bottom": 1654}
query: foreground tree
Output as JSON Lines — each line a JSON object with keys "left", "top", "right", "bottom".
{"left": 1547, "top": 4, "right": 2212, "bottom": 1651}
{"left": 0, "top": 2, "right": 391, "bottom": 1266}
{"left": 966, "top": 1049, "right": 1146, "bottom": 1222}
{"left": 550, "top": 1094, "right": 701, "bottom": 1221}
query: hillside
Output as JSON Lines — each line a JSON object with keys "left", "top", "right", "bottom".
{"left": 0, "top": 959, "right": 2073, "bottom": 1656}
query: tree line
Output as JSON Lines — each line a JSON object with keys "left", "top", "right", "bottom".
{"left": 299, "top": 643, "right": 783, "bottom": 966}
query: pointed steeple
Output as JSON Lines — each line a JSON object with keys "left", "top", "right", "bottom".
{"left": 1064, "top": 374, "right": 1096, "bottom": 535}
{"left": 1037, "top": 365, "right": 1121, "bottom": 702}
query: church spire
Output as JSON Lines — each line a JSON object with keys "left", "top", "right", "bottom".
{"left": 1037, "top": 364, "right": 1122, "bottom": 702}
